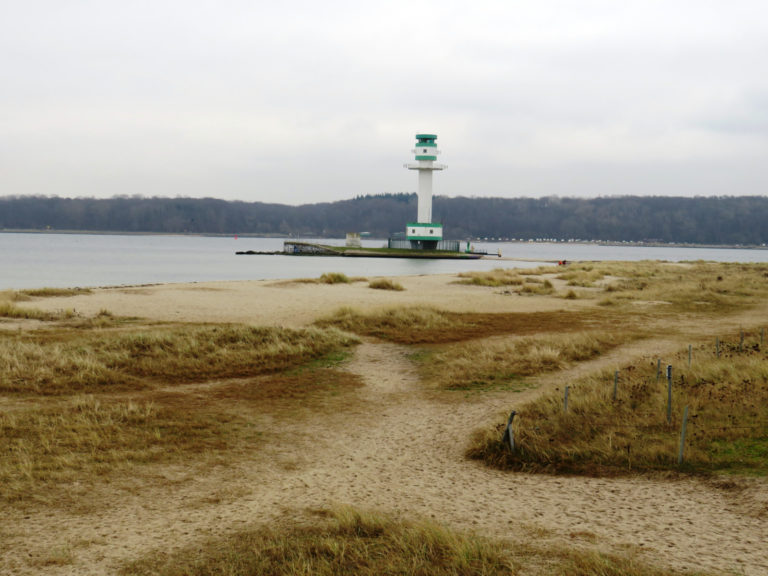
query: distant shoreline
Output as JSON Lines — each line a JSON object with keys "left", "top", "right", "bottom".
{"left": 2, "top": 229, "right": 766, "bottom": 251}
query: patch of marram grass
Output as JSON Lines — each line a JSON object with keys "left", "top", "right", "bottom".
{"left": 0, "top": 365, "right": 362, "bottom": 504}
{"left": 556, "top": 267, "right": 607, "bottom": 287}
{"left": 319, "top": 272, "right": 353, "bottom": 284}
{"left": 421, "top": 331, "right": 635, "bottom": 390}
{"left": 281, "top": 272, "right": 366, "bottom": 285}
{"left": 316, "top": 306, "right": 455, "bottom": 343}
{"left": 588, "top": 261, "right": 768, "bottom": 313}
{"left": 368, "top": 278, "right": 405, "bottom": 291}
{"left": 521, "top": 278, "right": 555, "bottom": 295}
{"left": 486, "top": 260, "right": 768, "bottom": 313}
{"left": 0, "top": 301, "right": 75, "bottom": 321}
{"left": 455, "top": 268, "right": 525, "bottom": 287}
{"left": 0, "top": 395, "right": 231, "bottom": 503}
{"left": 120, "top": 506, "right": 677, "bottom": 576}
{"left": 316, "top": 306, "right": 619, "bottom": 345}
{"left": 468, "top": 331, "right": 768, "bottom": 476}
{"left": 0, "top": 324, "right": 359, "bottom": 394}
{"left": 19, "top": 287, "right": 93, "bottom": 298}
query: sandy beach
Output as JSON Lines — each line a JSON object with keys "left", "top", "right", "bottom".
{"left": 3, "top": 272, "right": 768, "bottom": 575}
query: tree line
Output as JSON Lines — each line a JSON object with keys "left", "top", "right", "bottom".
{"left": 1, "top": 194, "right": 766, "bottom": 245}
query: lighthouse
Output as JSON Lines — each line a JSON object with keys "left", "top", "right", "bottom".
{"left": 405, "top": 133, "right": 446, "bottom": 249}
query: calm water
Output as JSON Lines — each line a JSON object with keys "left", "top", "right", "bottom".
{"left": 1, "top": 232, "right": 766, "bottom": 290}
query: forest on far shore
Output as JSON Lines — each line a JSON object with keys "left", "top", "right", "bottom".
{"left": 1, "top": 194, "right": 767, "bottom": 246}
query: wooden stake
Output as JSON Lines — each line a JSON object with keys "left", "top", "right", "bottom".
{"left": 502, "top": 411, "right": 516, "bottom": 452}
{"left": 666, "top": 365, "right": 673, "bottom": 424}
{"left": 678, "top": 406, "right": 689, "bottom": 465}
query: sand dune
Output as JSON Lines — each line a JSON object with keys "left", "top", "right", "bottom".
{"left": 3, "top": 274, "right": 767, "bottom": 575}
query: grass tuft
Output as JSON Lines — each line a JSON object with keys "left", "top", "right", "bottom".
{"left": 368, "top": 278, "right": 405, "bottom": 291}
{"left": 456, "top": 269, "right": 525, "bottom": 287}
{"left": 320, "top": 272, "right": 353, "bottom": 284}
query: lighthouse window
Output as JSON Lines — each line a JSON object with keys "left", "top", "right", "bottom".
{"left": 429, "top": 229, "right": 434, "bottom": 234}
{"left": 423, "top": 148, "right": 427, "bottom": 153}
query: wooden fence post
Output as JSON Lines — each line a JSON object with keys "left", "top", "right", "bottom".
{"left": 678, "top": 406, "right": 689, "bottom": 465}
{"left": 502, "top": 411, "right": 516, "bottom": 452}
{"left": 666, "top": 365, "right": 673, "bottom": 424}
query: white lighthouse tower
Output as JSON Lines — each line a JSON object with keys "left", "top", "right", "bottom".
{"left": 405, "top": 133, "right": 446, "bottom": 248}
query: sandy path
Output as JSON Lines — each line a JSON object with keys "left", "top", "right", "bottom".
{"left": 4, "top": 336, "right": 767, "bottom": 575}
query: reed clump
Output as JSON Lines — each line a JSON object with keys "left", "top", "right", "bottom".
{"left": 468, "top": 331, "right": 768, "bottom": 476}
{"left": 423, "top": 332, "right": 634, "bottom": 390}
{"left": 0, "top": 324, "right": 358, "bottom": 395}
{"left": 120, "top": 506, "right": 672, "bottom": 576}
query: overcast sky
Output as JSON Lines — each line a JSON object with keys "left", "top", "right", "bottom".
{"left": 1, "top": 1, "right": 766, "bottom": 204}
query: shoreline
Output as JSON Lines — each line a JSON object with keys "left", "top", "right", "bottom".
{"left": 2, "top": 229, "right": 766, "bottom": 250}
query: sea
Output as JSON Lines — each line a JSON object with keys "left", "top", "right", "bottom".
{"left": 1, "top": 232, "right": 767, "bottom": 291}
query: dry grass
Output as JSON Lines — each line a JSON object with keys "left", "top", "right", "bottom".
{"left": 0, "top": 312, "right": 363, "bottom": 504}
{"left": 455, "top": 268, "right": 525, "bottom": 287}
{"left": 459, "top": 261, "right": 768, "bottom": 315}
{"left": 284, "top": 272, "right": 367, "bottom": 285}
{"left": 420, "top": 332, "right": 636, "bottom": 390}
{"left": 0, "top": 301, "right": 76, "bottom": 321}
{"left": 556, "top": 267, "right": 607, "bottom": 287}
{"left": 468, "top": 330, "right": 768, "bottom": 476}
{"left": 316, "top": 306, "right": 620, "bottom": 345}
{"left": 521, "top": 278, "right": 555, "bottom": 295}
{"left": 581, "top": 261, "right": 768, "bottom": 313}
{"left": 0, "top": 365, "right": 362, "bottom": 504}
{"left": 368, "top": 278, "right": 405, "bottom": 291}
{"left": 18, "top": 287, "right": 93, "bottom": 298}
{"left": 0, "top": 324, "right": 358, "bottom": 395}
{"left": 120, "top": 506, "right": 677, "bottom": 576}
